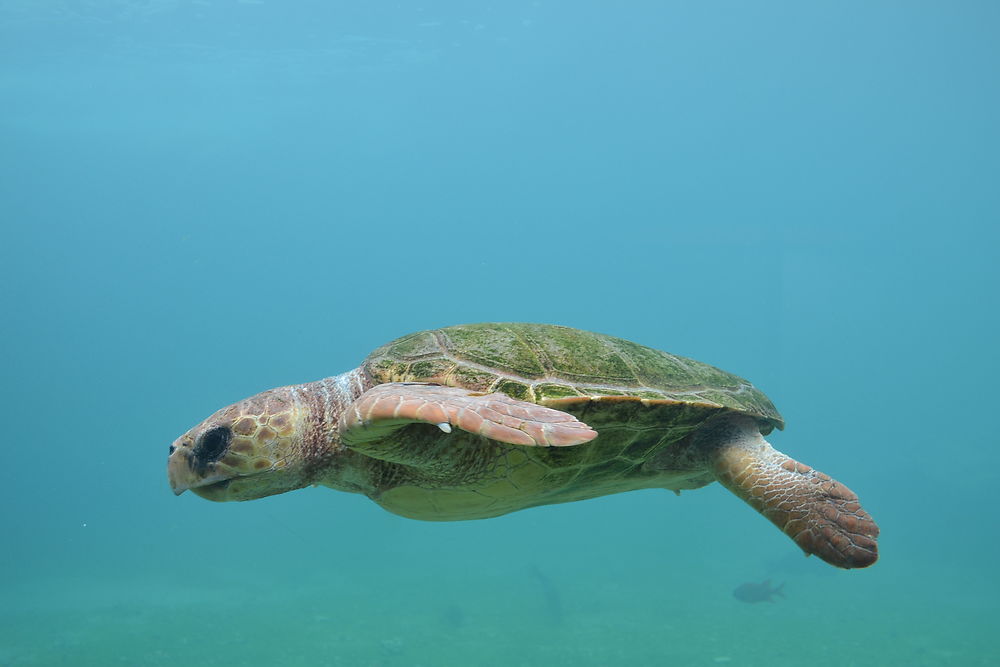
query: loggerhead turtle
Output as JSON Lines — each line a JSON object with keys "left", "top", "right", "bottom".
{"left": 167, "top": 323, "right": 879, "bottom": 568}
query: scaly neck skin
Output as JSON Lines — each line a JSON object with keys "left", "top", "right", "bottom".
{"left": 292, "top": 366, "right": 374, "bottom": 490}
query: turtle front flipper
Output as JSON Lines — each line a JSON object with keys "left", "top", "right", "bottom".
{"left": 339, "top": 383, "right": 598, "bottom": 449}
{"left": 704, "top": 415, "right": 879, "bottom": 569}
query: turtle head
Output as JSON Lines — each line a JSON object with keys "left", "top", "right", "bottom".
{"left": 167, "top": 385, "right": 321, "bottom": 501}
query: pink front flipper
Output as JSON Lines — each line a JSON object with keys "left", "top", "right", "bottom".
{"left": 339, "top": 383, "right": 598, "bottom": 447}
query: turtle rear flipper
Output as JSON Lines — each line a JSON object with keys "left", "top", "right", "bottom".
{"left": 705, "top": 415, "right": 879, "bottom": 569}
{"left": 339, "top": 383, "right": 598, "bottom": 450}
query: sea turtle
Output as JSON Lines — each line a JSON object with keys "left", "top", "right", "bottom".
{"left": 167, "top": 323, "right": 879, "bottom": 569}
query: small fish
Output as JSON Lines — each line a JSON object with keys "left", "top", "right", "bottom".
{"left": 733, "top": 580, "right": 785, "bottom": 603}
{"left": 440, "top": 603, "right": 466, "bottom": 628}
{"left": 529, "top": 564, "right": 564, "bottom": 624}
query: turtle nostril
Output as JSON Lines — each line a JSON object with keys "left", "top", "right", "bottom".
{"left": 169, "top": 444, "right": 177, "bottom": 455}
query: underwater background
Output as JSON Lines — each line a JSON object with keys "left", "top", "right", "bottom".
{"left": 1, "top": 2, "right": 998, "bottom": 665}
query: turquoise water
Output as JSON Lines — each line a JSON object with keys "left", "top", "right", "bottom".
{"left": 2, "top": 2, "right": 998, "bottom": 665}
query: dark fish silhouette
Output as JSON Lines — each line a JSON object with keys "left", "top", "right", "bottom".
{"left": 529, "top": 565, "right": 564, "bottom": 623}
{"left": 440, "top": 603, "right": 466, "bottom": 628}
{"left": 733, "top": 580, "right": 785, "bottom": 603}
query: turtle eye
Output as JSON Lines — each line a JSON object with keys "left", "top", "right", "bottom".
{"left": 195, "top": 426, "right": 232, "bottom": 463}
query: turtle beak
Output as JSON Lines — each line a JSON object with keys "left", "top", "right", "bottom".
{"left": 168, "top": 437, "right": 232, "bottom": 495}
{"left": 167, "top": 440, "right": 194, "bottom": 495}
